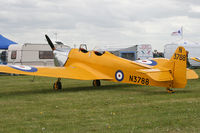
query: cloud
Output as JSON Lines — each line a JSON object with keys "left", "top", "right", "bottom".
{"left": 0, "top": 0, "right": 200, "bottom": 51}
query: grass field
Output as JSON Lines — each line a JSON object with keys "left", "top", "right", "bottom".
{"left": 0, "top": 69, "right": 200, "bottom": 133}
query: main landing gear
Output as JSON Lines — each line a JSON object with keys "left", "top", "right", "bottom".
{"left": 53, "top": 79, "right": 100, "bottom": 90}
{"left": 93, "top": 80, "right": 101, "bottom": 87}
{"left": 53, "top": 78, "right": 62, "bottom": 90}
{"left": 166, "top": 87, "right": 175, "bottom": 93}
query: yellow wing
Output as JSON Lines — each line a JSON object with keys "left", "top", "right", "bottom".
{"left": 0, "top": 64, "right": 112, "bottom": 80}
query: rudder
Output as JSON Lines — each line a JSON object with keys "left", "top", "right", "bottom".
{"left": 170, "top": 46, "right": 187, "bottom": 88}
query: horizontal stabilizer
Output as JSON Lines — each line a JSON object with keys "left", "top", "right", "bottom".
{"left": 137, "top": 69, "right": 173, "bottom": 81}
{"left": 187, "top": 69, "right": 199, "bottom": 79}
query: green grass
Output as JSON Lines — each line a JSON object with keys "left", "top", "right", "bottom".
{"left": 0, "top": 70, "right": 200, "bottom": 133}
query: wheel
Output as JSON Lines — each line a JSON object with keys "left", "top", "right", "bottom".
{"left": 166, "top": 87, "right": 175, "bottom": 94}
{"left": 93, "top": 80, "right": 101, "bottom": 87}
{"left": 53, "top": 81, "right": 62, "bottom": 90}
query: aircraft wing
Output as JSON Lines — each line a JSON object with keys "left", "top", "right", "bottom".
{"left": 0, "top": 64, "right": 112, "bottom": 80}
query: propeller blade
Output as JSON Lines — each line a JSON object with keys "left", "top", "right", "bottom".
{"left": 45, "top": 34, "right": 56, "bottom": 50}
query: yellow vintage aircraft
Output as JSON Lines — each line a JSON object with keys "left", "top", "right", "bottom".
{"left": 190, "top": 57, "right": 200, "bottom": 62}
{"left": 0, "top": 35, "right": 198, "bottom": 93}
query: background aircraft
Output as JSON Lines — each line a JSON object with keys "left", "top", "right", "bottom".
{"left": 0, "top": 35, "right": 198, "bottom": 93}
{"left": 190, "top": 57, "right": 200, "bottom": 62}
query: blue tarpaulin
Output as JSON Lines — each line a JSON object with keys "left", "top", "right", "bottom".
{"left": 0, "top": 34, "right": 17, "bottom": 49}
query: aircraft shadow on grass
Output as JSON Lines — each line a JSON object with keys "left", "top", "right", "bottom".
{"left": 0, "top": 83, "right": 192, "bottom": 98}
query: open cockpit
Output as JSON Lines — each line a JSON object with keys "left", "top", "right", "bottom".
{"left": 79, "top": 44, "right": 105, "bottom": 56}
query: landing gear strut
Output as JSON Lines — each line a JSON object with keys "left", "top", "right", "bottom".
{"left": 93, "top": 80, "right": 101, "bottom": 87}
{"left": 166, "top": 87, "right": 175, "bottom": 93}
{"left": 53, "top": 78, "right": 62, "bottom": 90}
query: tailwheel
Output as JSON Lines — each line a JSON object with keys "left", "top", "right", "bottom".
{"left": 166, "top": 87, "right": 175, "bottom": 93}
{"left": 93, "top": 80, "right": 101, "bottom": 87}
{"left": 53, "top": 78, "right": 62, "bottom": 90}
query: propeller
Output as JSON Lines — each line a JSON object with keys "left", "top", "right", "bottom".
{"left": 45, "top": 34, "right": 56, "bottom": 50}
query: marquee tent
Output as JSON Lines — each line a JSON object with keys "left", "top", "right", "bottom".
{"left": 0, "top": 34, "right": 17, "bottom": 49}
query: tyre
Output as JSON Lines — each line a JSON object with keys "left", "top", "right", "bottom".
{"left": 93, "top": 80, "right": 101, "bottom": 87}
{"left": 57, "top": 81, "right": 62, "bottom": 90}
{"left": 53, "top": 81, "right": 62, "bottom": 90}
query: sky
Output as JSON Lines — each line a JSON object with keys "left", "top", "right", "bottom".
{"left": 1, "top": 0, "right": 200, "bottom": 51}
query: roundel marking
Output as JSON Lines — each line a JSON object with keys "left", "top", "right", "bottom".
{"left": 136, "top": 60, "right": 157, "bottom": 66}
{"left": 9, "top": 65, "right": 38, "bottom": 72}
{"left": 115, "top": 70, "right": 124, "bottom": 81}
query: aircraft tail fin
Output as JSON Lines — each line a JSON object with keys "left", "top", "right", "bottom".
{"left": 170, "top": 46, "right": 187, "bottom": 88}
